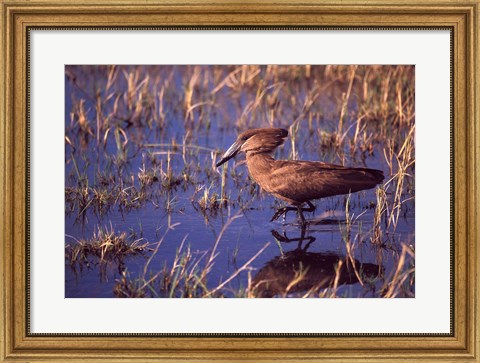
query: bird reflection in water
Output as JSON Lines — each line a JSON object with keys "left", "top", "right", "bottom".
{"left": 271, "top": 226, "right": 316, "bottom": 251}
{"left": 251, "top": 228, "right": 383, "bottom": 298}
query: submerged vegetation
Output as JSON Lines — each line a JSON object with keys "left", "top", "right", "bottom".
{"left": 65, "top": 65, "right": 415, "bottom": 298}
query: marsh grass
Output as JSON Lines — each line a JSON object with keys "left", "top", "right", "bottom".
{"left": 65, "top": 65, "right": 415, "bottom": 298}
{"left": 112, "top": 215, "right": 268, "bottom": 298}
{"left": 381, "top": 244, "right": 415, "bottom": 298}
{"left": 65, "top": 224, "right": 151, "bottom": 280}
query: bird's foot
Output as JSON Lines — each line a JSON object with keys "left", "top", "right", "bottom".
{"left": 271, "top": 206, "right": 297, "bottom": 222}
{"left": 303, "top": 201, "right": 316, "bottom": 213}
{"left": 271, "top": 208, "right": 287, "bottom": 222}
{"left": 272, "top": 203, "right": 316, "bottom": 224}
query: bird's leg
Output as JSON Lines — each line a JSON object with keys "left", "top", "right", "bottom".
{"left": 297, "top": 206, "right": 307, "bottom": 226}
{"left": 295, "top": 201, "right": 315, "bottom": 226}
{"left": 271, "top": 206, "right": 297, "bottom": 222}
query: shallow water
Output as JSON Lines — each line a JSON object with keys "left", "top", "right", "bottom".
{"left": 65, "top": 65, "right": 415, "bottom": 298}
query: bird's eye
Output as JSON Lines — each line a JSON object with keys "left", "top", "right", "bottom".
{"left": 241, "top": 136, "right": 248, "bottom": 141}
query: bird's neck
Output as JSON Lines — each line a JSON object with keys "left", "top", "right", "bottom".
{"left": 245, "top": 152, "right": 275, "bottom": 186}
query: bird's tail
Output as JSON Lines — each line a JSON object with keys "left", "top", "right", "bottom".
{"left": 367, "top": 168, "right": 385, "bottom": 184}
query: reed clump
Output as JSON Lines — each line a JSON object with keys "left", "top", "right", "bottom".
{"left": 65, "top": 224, "right": 151, "bottom": 267}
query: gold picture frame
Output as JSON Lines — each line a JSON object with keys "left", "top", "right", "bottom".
{"left": 1, "top": 1, "right": 479, "bottom": 361}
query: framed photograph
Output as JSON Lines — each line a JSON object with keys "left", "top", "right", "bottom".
{"left": 1, "top": 0, "right": 479, "bottom": 361}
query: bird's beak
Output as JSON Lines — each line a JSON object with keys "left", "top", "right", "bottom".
{"left": 216, "top": 140, "right": 241, "bottom": 167}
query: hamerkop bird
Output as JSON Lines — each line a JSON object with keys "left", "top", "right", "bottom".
{"left": 216, "top": 128, "right": 384, "bottom": 225}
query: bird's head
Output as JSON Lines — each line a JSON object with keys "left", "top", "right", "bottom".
{"left": 216, "top": 128, "right": 288, "bottom": 167}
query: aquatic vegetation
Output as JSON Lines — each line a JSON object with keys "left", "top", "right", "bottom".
{"left": 65, "top": 65, "right": 415, "bottom": 298}
{"left": 65, "top": 224, "right": 151, "bottom": 281}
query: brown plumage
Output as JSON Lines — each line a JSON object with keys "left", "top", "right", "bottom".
{"left": 216, "top": 128, "right": 384, "bottom": 225}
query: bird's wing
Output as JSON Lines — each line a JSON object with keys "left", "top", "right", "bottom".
{"left": 265, "top": 160, "right": 384, "bottom": 203}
